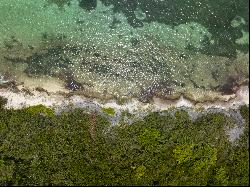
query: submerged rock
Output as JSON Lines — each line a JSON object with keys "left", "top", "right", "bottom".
{"left": 66, "top": 78, "right": 83, "bottom": 91}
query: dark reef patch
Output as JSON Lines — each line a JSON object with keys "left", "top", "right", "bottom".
{"left": 101, "top": 0, "right": 249, "bottom": 57}
{"left": 79, "top": 0, "right": 97, "bottom": 11}
{"left": 65, "top": 78, "right": 83, "bottom": 91}
{"left": 219, "top": 76, "right": 241, "bottom": 95}
{"left": 139, "top": 80, "right": 173, "bottom": 102}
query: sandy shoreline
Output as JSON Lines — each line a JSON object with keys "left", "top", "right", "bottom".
{"left": 0, "top": 85, "right": 248, "bottom": 112}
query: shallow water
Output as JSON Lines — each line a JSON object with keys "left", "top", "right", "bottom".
{"left": 0, "top": 0, "right": 249, "bottom": 102}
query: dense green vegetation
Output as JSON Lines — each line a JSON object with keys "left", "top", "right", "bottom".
{"left": 0, "top": 98, "right": 249, "bottom": 186}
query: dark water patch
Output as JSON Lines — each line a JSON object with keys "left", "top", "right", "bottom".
{"left": 42, "top": 32, "right": 49, "bottom": 40}
{"left": 139, "top": 80, "right": 173, "bottom": 103}
{"left": 130, "top": 37, "right": 140, "bottom": 47}
{"left": 79, "top": 0, "right": 97, "bottom": 11}
{"left": 219, "top": 76, "right": 241, "bottom": 95}
{"left": 102, "top": 0, "right": 143, "bottom": 28}
{"left": 10, "top": 45, "right": 74, "bottom": 77}
{"left": 127, "top": 14, "right": 144, "bottom": 28}
{"left": 24, "top": 51, "right": 71, "bottom": 76}
{"left": 46, "top": 0, "right": 72, "bottom": 8}
{"left": 199, "top": 28, "right": 245, "bottom": 58}
{"left": 109, "top": 17, "right": 121, "bottom": 29}
{"left": 101, "top": 0, "right": 249, "bottom": 58}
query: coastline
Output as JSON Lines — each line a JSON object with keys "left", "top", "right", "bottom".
{"left": 1, "top": 85, "right": 248, "bottom": 143}
{"left": 1, "top": 85, "right": 248, "bottom": 112}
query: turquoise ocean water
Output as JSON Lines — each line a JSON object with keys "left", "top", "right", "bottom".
{"left": 0, "top": 0, "right": 249, "bottom": 101}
